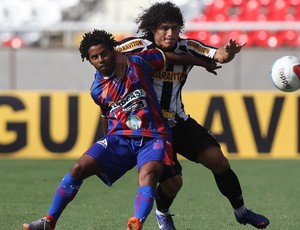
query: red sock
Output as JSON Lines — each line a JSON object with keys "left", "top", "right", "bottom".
{"left": 45, "top": 214, "right": 56, "bottom": 229}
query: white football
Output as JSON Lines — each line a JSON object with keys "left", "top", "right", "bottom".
{"left": 270, "top": 55, "right": 300, "bottom": 92}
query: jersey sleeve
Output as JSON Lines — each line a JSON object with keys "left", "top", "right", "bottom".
{"left": 185, "top": 38, "right": 217, "bottom": 59}
{"left": 116, "top": 37, "right": 154, "bottom": 54}
{"left": 134, "top": 49, "right": 166, "bottom": 71}
{"left": 91, "top": 94, "right": 109, "bottom": 117}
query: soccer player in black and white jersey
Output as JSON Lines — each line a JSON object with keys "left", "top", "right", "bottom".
{"left": 115, "top": 1, "right": 269, "bottom": 230}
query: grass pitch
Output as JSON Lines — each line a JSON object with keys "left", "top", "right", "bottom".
{"left": 1, "top": 159, "right": 299, "bottom": 230}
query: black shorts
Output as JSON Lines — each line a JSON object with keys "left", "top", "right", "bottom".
{"left": 160, "top": 115, "right": 220, "bottom": 182}
{"left": 172, "top": 115, "right": 220, "bottom": 162}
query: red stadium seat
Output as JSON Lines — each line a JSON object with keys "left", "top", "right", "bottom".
{"left": 248, "top": 30, "right": 272, "bottom": 47}
{"left": 227, "top": 0, "right": 243, "bottom": 6}
{"left": 203, "top": 0, "right": 230, "bottom": 21}
{"left": 186, "top": 30, "right": 211, "bottom": 44}
{"left": 208, "top": 31, "right": 225, "bottom": 47}
{"left": 226, "top": 0, "right": 242, "bottom": 20}
{"left": 184, "top": 30, "right": 224, "bottom": 47}
{"left": 187, "top": 0, "right": 299, "bottom": 48}
{"left": 238, "top": 0, "right": 266, "bottom": 21}
{"left": 224, "top": 30, "right": 242, "bottom": 41}
{"left": 293, "top": 3, "right": 300, "bottom": 20}
{"left": 225, "top": 30, "right": 250, "bottom": 46}
{"left": 196, "top": 30, "right": 211, "bottom": 43}
{"left": 258, "top": 0, "right": 272, "bottom": 6}
{"left": 288, "top": 0, "right": 300, "bottom": 6}
{"left": 276, "top": 30, "right": 299, "bottom": 47}
{"left": 265, "top": 0, "right": 289, "bottom": 21}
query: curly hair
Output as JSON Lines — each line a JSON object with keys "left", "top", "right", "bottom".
{"left": 79, "top": 29, "right": 117, "bottom": 61}
{"left": 135, "top": 1, "right": 185, "bottom": 40}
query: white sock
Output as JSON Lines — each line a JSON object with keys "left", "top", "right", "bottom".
{"left": 156, "top": 209, "right": 170, "bottom": 216}
{"left": 234, "top": 205, "right": 247, "bottom": 218}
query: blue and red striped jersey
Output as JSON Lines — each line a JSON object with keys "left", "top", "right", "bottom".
{"left": 90, "top": 49, "right": 172, "bottom": 141}
{"left": 116, "top": 37, "right": 217, "bottom": 126}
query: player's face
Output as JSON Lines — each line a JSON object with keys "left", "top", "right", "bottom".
{"left": 152, "top": 22, "right": 180, "bottom": 50}
{"left": 88, "top": 44, "right": 115, "bottom": 76}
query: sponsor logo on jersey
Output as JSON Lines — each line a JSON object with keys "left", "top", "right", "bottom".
{"left": 153, "top": 139, "right": 163, "bottom": 149}
{"left": 187, "top": 40, "right": 210, "bottom": 55}
{"left": 111, "top": 89, "right": 146, "bottom": 110}
{"left": 97, "top": 138, "right": 108, "bottom": 148}
{"left": 115, "top": 39, "right": 144, "bottom": 52}
{"left": 126, "top": 115, "right": 142, "bottom": 130}
{"left": 151, "top": 70, "right": 186, "bottom": 82}
{"left": 162, "top": 110, "right": 175, "bottom": 119}
{"left": 122, "top": 99, "right": 147, "bottom": 112}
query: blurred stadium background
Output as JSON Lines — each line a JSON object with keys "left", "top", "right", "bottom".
{"left": 1, "top": 0, "right": 300, "bottom": 90}
{"left": 1, "top": 0, "right": 300, "bottom": 159}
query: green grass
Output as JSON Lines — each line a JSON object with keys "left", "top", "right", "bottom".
{"left": 1, "top": 159, "right": 299, "bottom": 230}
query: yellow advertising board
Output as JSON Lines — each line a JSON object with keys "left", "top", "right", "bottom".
{"left": 0, "top": 91, "right": 299, "bottom": 159}
{"left": 182, "top": 91, "right": 299, "bottom": 159}
{"left": 0, "top": 91, "right": 101, "bottom": 159}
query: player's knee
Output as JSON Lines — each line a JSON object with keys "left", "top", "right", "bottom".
{"left": 198, "top": 146, "right": 230, "bottom": 173}
{"left": 70, "top": 155, "right": 99, "bottom": 179}
{"left": 160, "top": 175, "right": 182, "bottom": 197}
{"left": 139, "top": 172, "right": 160, "bottom": 187}
{"left": 218, "top": 156, "right": 229, "bottom": 172}
{"left": 212, "top": 150, "right": 229, "bottom": 173}
{"left": 70, "top": 161, "right": 85, "bottom": 179}
{"left": 139, "top": 165, "right": 163, "bottom": 187}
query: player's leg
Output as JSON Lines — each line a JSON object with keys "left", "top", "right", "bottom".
{"left": 22, "top": 153, "right": 101, "bottom": 230}
{"left": 127, "top": 138, "right": 171, "bottom": 230}
{"left": 138, "top": 160, "right": 164, "bottom": 213}
{"left": 128, "top": 162, "right": 163, "bottom": 230}
{"left": 23, "top": 134, "right": 133, "bottom": 230}
{"left": 173, "top": 116, "right": 269, "bottom": 229}
{"left": 196, "top": 145, "right": 245, "bottom": 209}
{"left": 154, "top": 160, "right": 182, "bottom": 230}
{"left": 173, "top": 116, "right": 246, "bottom": 210}
{"left": 128, "top": 161, "right": 163, "bottom": 230}
{"left": 156, "top": 173, "right": 182, "bottom": 211}
{"left": 197, "top": 145, "right": 269, "bottom": 229}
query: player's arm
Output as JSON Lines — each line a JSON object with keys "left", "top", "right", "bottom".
{"left": 115, "top": 51, "right": 129, "bottom": 79}
{"left": 114, "top": 37, "right": 149, "bottom": 78}
{"left": 214, "top": 39, "right": 246, "bottom": 63}
{"left": 101, "top": 115, "right": 108, "bottom": 136}
{"left": 164, "top": 52, "right": 222, "bottom": 75}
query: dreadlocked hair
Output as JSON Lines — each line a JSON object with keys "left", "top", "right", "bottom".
{"left": 79, "top": 29, "right": 117, "bottom": 62}
{"left": 135, "top": 1, "right": 184, "bottom": 40}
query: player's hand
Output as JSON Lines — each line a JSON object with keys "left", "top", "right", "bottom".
{"left": 225, "top": 39, "right": 246, "bottom": 54}
{"left": 206, "top": 60, "right": 222, "bottom": 75}
{"left": 115, "top": 51, "right": 129, "bottom": 79}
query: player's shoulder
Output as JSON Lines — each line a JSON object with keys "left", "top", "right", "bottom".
{"left": 129, "top": 48, "right": 162, "bottom": 61}
{"left": 116, "top": 37, "right": 154, "bottom": 53}
{"left": 118, "top": 36, "right": 140, "bottom": 44}
{"left": 127, "top": 48, "right": 164, "bottom": 72}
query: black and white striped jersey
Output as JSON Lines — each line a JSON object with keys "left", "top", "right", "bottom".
{"left": 116, "top": 37, "right": 217, "bottom": 127}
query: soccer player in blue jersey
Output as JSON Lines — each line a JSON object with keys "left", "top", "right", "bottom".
{"left": 115, "top": 2, "right": 270, "bottom": 230}
{"left": 22, "top": 29, "right": 218, "bottom": 230}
